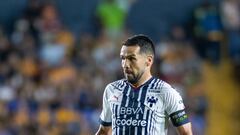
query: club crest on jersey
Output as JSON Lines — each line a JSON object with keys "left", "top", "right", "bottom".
{"left": 147, "top": 96, "right": 158, "bottom": 107}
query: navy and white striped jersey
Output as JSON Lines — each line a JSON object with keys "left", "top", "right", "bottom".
{"left": 99, "top": 77, "right": 189, "bottom": 135}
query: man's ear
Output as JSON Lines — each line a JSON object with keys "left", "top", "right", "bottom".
{"left": 146, "top": 55, "right": 153, "bottom": 67}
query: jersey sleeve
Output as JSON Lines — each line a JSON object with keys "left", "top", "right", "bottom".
{"left": 99, "top": 84, "right": 112, "bottom": 126}
{"left": 163, "top": 85, "right": 189, "bottom": 127}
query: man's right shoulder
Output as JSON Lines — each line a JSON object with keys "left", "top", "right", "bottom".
{"left": 105, "top": 79, "right": 127, "bottom": 92}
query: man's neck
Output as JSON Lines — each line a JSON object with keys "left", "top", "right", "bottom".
{"left": 131, "top": 72, "right": 152, "bottom": 88}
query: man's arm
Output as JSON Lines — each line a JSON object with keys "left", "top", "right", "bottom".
{"left": 176, "top": 122, "right": 193, "bottom": 135}
{"left": 162, "top": 85, "right": 193, "bottom": 135}
{"left": 95, "top": 125, "right": 112, "bottom": 135}
{"left": 97, "top": 84, "right": 112, "bottom": 135}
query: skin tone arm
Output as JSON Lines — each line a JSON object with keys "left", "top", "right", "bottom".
{"left": 176, "top": 123, "right": 193, "bottom": 135}
{"left": 95, "top": 125, "right": 112, "bottom": 135}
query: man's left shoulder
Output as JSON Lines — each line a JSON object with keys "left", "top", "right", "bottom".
{"left": 158, "top": 81, "right": 178, "bottom": 94}
{"left": 147, "top": 78, "right": 174, "bottom": 94}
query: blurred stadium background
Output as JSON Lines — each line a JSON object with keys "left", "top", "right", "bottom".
{"left": 0, "top": 0, "right": 239, "bottom": 135}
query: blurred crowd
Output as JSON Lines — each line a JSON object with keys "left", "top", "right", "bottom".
{"left": 0, "top": 0, "right": 239, "bottom": 135}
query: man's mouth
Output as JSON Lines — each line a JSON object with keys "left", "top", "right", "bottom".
{"left": 124, "top": 69, "right": 132, "bottom": 74}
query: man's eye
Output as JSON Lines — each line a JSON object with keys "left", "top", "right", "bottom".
{"left": 129, "top": 57, "right": 136, "bottom": 61}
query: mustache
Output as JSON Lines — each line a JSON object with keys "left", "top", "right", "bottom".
{"left": 123, "top": 68, "right": 132, "bottom": 73}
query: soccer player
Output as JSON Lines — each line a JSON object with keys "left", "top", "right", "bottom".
{"left": 95, "top": 35, "right": 192, "bottom": 135}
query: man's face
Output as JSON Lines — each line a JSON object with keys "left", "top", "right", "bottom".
{"left": 120, "top": 45, "right": 150, "bottom": 84}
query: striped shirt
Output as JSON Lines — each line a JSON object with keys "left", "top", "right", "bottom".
{"left": 99, "top": 77, "right": 189, "bottom": 135}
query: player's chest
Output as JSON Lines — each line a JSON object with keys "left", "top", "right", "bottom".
{"left": 108, "top": 90, "right": 164, "bottom": 115}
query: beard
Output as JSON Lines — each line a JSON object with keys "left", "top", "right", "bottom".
{"left": 124, "top": 70, "right": 144, "bottom": 85}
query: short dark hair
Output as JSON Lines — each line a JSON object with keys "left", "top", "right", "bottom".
{"left": 122, "top": 34, "right": 155, "bottom": 56}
